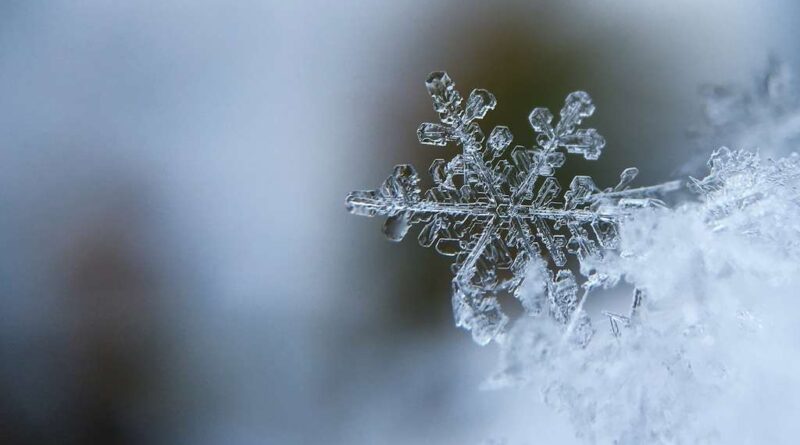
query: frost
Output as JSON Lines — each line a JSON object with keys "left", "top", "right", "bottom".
{"left": 346, "top": 72, "right": 679, "bottom": 345}
{"left": 485, "top": 147, "right": 800, "bottom": 443}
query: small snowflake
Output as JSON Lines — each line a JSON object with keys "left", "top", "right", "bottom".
{"left": 346, "top": 72, "right": 679, "bottom": 345}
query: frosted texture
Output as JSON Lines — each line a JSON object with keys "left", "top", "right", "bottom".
{"left": 346, "top": 72, "right": 679, "bottom": 345}
{"left": 487, "top": 147, "right": 800, "bottom": 444}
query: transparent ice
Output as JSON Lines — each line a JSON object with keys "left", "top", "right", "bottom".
{"left": 346, "top": 72, "right": 679, "bottom": 345}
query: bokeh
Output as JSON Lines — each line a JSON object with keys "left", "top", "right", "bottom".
{"left": 0, "top": 1, "right": 798, "bottom": 443}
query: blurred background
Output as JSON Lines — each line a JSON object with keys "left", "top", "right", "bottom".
{"left": 0, "top": 1, "right": 798, "bottom": 443}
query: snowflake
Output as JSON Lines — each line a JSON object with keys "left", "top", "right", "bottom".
{"left": 689, "top": 146, "right": 800, "bottom": 241}
{"left": 346, "top": 72, "right": 679, "bottom": 345}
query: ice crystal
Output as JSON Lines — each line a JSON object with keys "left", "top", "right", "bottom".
{"left": 346, "top": 72, "right": 679, "bottom": 345}
{"left": 690, "top": 146, "right": 800, "bottom": 243}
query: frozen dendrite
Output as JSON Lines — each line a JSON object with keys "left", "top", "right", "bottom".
{"left": 690, "top": 146, "right": 800, "bottom": 244}
{"left": 346, "top": 72, "right": 679, "bottom": 345}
